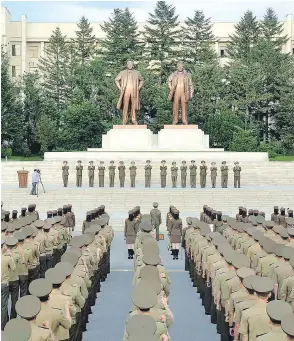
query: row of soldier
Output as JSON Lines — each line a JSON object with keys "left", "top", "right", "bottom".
{"left": 182, "top": 205, "right": 294, "bottom": 341}
{"left": 1, "top": 204, "right": 114, "bottom": 341}
{"left": 62, "top": 160, "right": 242, "bottom": 188}
{"left": 123, "top": 216, "right": 173, "bottom": 341}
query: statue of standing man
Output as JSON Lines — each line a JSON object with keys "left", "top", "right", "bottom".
{"left": 115, "top": 61, "right": 144, "bottom": 125}
{"left": 167, "top": 61, "right": 194, "bottom": 125}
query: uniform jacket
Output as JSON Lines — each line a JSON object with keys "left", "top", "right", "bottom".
{"left": 210, "top": 166, "right": 217, "bottom": 177}
{"left": 145, "top": 165, "right": 152, "bottom": 175}
{"left": 170, "top": 218, "right": 183, "bottom": 243}
{"left": 171, "top": 166, "right": 178, "bottom": 176}
{"left": 200, "top": 165, "right": 207, "bottom": 176}
{"left": 62, "top": 166, "right": 69, "bottom": 175}
{"left": 233, "top": 166, "right": 241, "bottom": 176}
{"left": 189, "top": 165, "right": 197, "bottom": 175}
{"left": 88, "top": 166, "right": 95, "bottom": 176}
{"left": 180, "top": 166, "right": 187, "bottom": 176}
{"left": 129, "top": 166, "right": 137, "bottom": 176}
{"left": 76, "top": 166, "right": 83, "bottom": 176}
{"left": 160, "top": 166, "right": 167, "bottom": 176}
{"left": 150, "top": 208, "right": 162, "bottom": 227}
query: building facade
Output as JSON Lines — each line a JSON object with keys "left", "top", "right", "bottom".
{"left": 1, "top": 7, "right": 294, "bottom": 78}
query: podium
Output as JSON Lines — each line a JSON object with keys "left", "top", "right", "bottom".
{"left": 17, "top": 170, "right": 29, "bottom": 188}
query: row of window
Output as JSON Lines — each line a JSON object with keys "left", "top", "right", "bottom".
{"left": 11, "top": 44, "right": 39, "bottom": 57}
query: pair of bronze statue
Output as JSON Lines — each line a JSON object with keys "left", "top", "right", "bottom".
{"left": 115, "top": 61, "right": 194, "bottom": 125}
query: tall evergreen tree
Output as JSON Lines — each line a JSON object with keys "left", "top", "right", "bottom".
{"left": 143, "top": 1, "right": 181, "bottom": 83}
{"left": 75, "top": 16, "right": 97, "bottom": 64}
{"left": 100, "top": 8, "right": 142, "bottom": 70}
{"left": 38, "top": 27, "right": 70, "bottom": 120}
{"left": 227, "top": 10, "right": 260, "bottom": 60}
{"left": 182, "top": 10, "right": 217, "bottom": 68}
{"left": 260, "top": 8, "right": 288, "bottom": 49}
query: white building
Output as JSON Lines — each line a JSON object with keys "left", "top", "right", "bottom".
{"left": 1, "top": 7, "right": 294, "bottom": 78}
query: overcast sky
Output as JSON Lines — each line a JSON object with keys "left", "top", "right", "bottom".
{"left": 2, "top": 0, "right": 294, "bottom": 23}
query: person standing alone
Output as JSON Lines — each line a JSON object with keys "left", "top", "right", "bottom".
{"left": 30, "top": 169, "right": 40, "bottom": 195}
{"left": 150, "top": 202, "right": 162, "bottom": 241}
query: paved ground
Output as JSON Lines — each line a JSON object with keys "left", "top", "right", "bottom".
{"left": 83, "top": 232, "right": 219, "bottom": 341}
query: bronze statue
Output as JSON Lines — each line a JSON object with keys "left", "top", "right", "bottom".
{"left": 115, "top": 61, "right": 144, "bottom": 125}
{"left": 167, "top": 61, "right": 194, "bottom": 125}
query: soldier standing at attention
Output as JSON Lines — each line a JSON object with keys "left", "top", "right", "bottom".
{"left": 129, "top": 161, "right": 137, "bottom": 188}
{"left": 180, "top": 161, "right": 187, "bottom": 188}
{"left": 160, "top": 160, "right": 167, "bottom": 188}
{"left": 150, "top": 202, "right": 162, "bottom": 241}
{"left": 233, "top": 161, "right": 242, "bottom": 188}
{"left": 76, "top": 160, "right": 83, "bottom": 187}
{"left": 210, "top": 162, "right": 217, "bottom": 188}
{"left": 98, "top": 161, "right": 105, "bottom": 187}
{"left": 278, "top": 207, "right": 287, "bottom": 227}
{"left": 221, "top": 161, "right": 228, "bottom": 188}
{"left": 145, "top": 160, "right": 152, "bottom": 188}
{"left": 62, "top": 161, "right": 69, "bottom": 187}
{"left": 118, "top": 161, "right": 126, "bottom": 188}
{"left": 124, "top": 210, "right": 137, "bottom": 259}
{"left": 170, "top": 208, "right": 182, "bottom": 260}
{"left": 88, "top": 161, "right": 95, "bottom": 187}
{"left": 108, "top": 160, "right": 116, "bottom": 187}
{"left": 200, "top": 160, "right": 207, "bottom": 188}
{"left": 171, "top": 161, "right": 178, "bottom": 188}
{"left": 189, "top": 160, "right": 197, "bottom": 188}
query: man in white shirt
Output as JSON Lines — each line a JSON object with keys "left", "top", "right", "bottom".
{"left": 30, "top": 169, "right": 40, "bottom": 195}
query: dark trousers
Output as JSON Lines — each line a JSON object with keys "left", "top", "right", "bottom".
{"left": 45, "top": 254, "right": 53, "bottom": 271}
{"left": 39, "top": 256, "right": 47, "bottom": 278}
{"left": 9, "top": 280, "right": 19, "bottom": 318}
{"left": 211, "top": 301, "right": 217, "bottom": 324}
{"left": 28, "top": 266, "right": 40, "bottom": 285}
{"left": 1, "top": 283, "right": 9, "bottom": 330}
{"left": 154, "top": 225, "right": 160, "bottom": 241}
{"left": 19, "top": 275, "right": 28, "bottom": 297}
{"left": 184, "top": 249, "right": 189, "bottom": 271}
{"left": 30, "top": 182, "right": 37, "bottom": 195}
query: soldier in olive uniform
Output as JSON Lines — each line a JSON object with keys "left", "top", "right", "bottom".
{"left": 200, "top": 160, "right": 207, "bottom": 188}
{"left": 150, "top": 202, "right": 162, "bottom": 241}
{"left": 170, "top": 208, "right": 182, "bottom": 259}
{"left": 180, "top": 161, "right": 187, "bottom": 188}
{"left": 171, "top": 161, "right": 178, "bottom": 188}
{"left": 271, "top": 206, "right": 279, "bottom": 223}
{"left": 281, "top": 312, "right": 294, "bottom": 340}
{"left": 277, "top": 208, "right": 287, "bottom": 227}
{"left": 62, "top": 161, "right": 69, "bottom": 187}
{"left": 233, "top": 161, "right": 242, "bottom": 188}
{"left": 210, "top": 162, "right": 217, "bottom": 188}
{"left": 124, "top": 210, "right": 137, "bottom": 259}
{"left": 88, "top": 161, "right": 95, "bottom": 187}
{"left": 118, "top": 161, "right": 126, "bottom": 188}
{"left": 189, "top": 160, "right": 197, "bottom": 188}
{"left": 129, "top": 161, "right": 137, "bottom": 188}
{"left": 98, "top": 161, "right": 105, "bottom": 187}
{"left": 76, "top": 160, "right": 83, "bottom": 187}
{"left": 221, "top": 161, "right": 228, "bottom": 188}
{"left": 160, "top": 160, "right": 167, "bottom": 188}
{"left": 109, "top": 161, "right": 116, "bottom": 187}
{"left": 145, "top": 160, "right": 152, "bottom": 188}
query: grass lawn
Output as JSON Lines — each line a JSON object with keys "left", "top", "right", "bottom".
{"left": 2, "top": 155, "right": 43, "bottom": 161}
{"left": 269, "top": 155, "right": 294, "bottom": 161}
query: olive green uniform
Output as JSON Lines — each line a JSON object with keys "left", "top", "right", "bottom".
{"left": 221, "top": 163, "right": 228, "bottom": 188}
{"left": 98, "top": 165, "right": 105, "bottom": 187}
{"left": 233, "top": 164, "right": 242, "bottom": 188}
{"left": 118, "top": 164, "right": 126, "bottom": 187}
{"left": 129, "top": 165, "right": 137, "bottom": 188}
{"left": 210, "top": 165, "right": 217, "bottom": 188}
{"left": 180, "top": 164, "right": 187, "bottom": 188}
{"left": 108, "top": 164, "right": 116, "bottom": 187}
{"left": 62, "top": 165, "right": 69, "bottom": 187}
{"left": 189, "top": 164, "right": 197, "bottom": 188}
{"left": 88, "top": 165, "right": 95, "bottom": 187}
{"left": 145, "top": 163, "right": 152, "bottom": 188}
{"left": 76, "top": 165, "right": 83, "bottom": 187}
{"left": 171, "top": 165, "right": 178, "bottom": 188}
{"left": 200, "top": 164, "right": 207, "bottom": 188}
{"left": 160, "top": 164, "right": 167, "bottom": 188}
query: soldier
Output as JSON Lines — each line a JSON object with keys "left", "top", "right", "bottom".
{"left": 270, "top": 206, "right": 279, "bottom": 222}
{"left": 180, "top": 161, "right": 187, "bottom": 188}
{"left": 199, "top": 160, "right": 207, "bottom": 188}
{"left": 3, "top": 318, "right": 32, "bottom": 341}
{"left": 88, "top": 161, "right": 95, "bottom": 187}
{"left": 281, "top": 313, "right": 294, "bottom": 340}
{"left": 98, "top": 161, "right": 105, "bottom": 187}
{"left": 145, "top": 160, "right": 152, "bottom": 188}
{"left": 43, "top": 223, "right": 55, "bottom": 271}
{"left": 189, "top": 160, "right": 197, "bottom": 188}
{"left": 160, "top": 160, "right": 167, "bottom": 188}
{"left": 233, "top": 161, "right": 242, "bottom": 188}
{"left": 171, "top": 161, "right": 178, "bottom": 188}
{"left": 23, "top": 226, "right": 40, "bottom": 285}
{"left": 221, "top": 161, "right": 228, "bottom": 188}
{"left": 118, "top": 161, "right": 126, "bottom": 187}
{"left": 150, "top": 202, "right": 162, "bottom": 241}
{"left": 67, "top": 204, "right": 75, "bottom": 235}
{"left": 129, "top": 161, "right": 137, "bottom": 188}
{"left": 170, "top": 209, "right": 182, "bottom": 260}
{"left": 82, "top": 212, "right": 92, "bottom": 234}
{"left": 278, "top": 208, "right": 287, "bottom": 227}
{"left": 11, "top": 210, "right": 18, "bottom": 222}
{"left": 76, "top": 160, "right": 83, "bottom": 187}
{"left": 62, "top": 161, "right": 69, "bottom": 187}
{"left": 19, "top": 207, "right": 27, "bottom": 219}
{"left": 109, "top": 160, "right": 116, "bottom": 187}
{"left": 125, "top": 210, "right": 138, "bottom": 259}
{"left": 210, "top": 162, "right": 217, "bottom": 188}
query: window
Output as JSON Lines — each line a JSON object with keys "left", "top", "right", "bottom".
{"left": 220, "top": 49, "right": 226, "bottom": 58}
{"left": 12, "top": 66, "right": 16, "bottom": 77}
{"left": 11, "top": 44, "right": 20, "bottom": 56}
{"left": 12, "top": 45, "right": 16, "bottom": 56}
{"left": 29, "top": 46, "right": 39, "bottom": 58}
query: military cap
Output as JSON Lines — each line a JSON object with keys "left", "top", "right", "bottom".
{"left": 31, "top": 230, "right": 38, "bottom": 238}
{"left": 262, "top": 238, "right": 275, "bottom": 253}
{"left": 14, "top": 231, "right": 26, "bottom": 242}
{"left": 87, "top": 226, "right": 100, "bottom": 234}
{"left": 252, "top": 230, "right": 263, "bottom": 241}
{"left": 142, "top": 252, "right": 161, "bottom": 266}
{"left": 287, "top": 227, "right": 294, "bottom": 237}
{"left": 161, "top": 160, "right": 166, "bottom": 163}
{"left": 142, "top": 242, "right": 159, "bottom": 256}
{"left": 5, "top": 236, "right": 18, "bottom": 247}
{"left": 46, "top": 217, "right": 55, "bottom": 225}
{"left": 281, "top": 313, "right": 294, "bottom": 337}
{"left": 274, "top": 244, "right": 285, "bottom": 257}
{"left": 234, "top": 161, "right": 239, "bottom": 164}
{"left": 83, "top": 232, "right": 95, "bottom": 245}
{"left": 29, "top": 278, "right": 52, "bottom": 297}
{"left": 96, "top": 218, "right": 107, "bottom": 226}
{"left": 126, "top": 315, "right": 157, "bottom": 336}
{"left": 286, "top": 217, "right": 294, "bottom": 225}
{"left": 77, "top": 160, "right": 82, "bottom": 163}
{"left": 45, "top": 268, "right": 66, "bottom": 285}
{"left": 131, "top": 284, "right": 157, "bottom": 310}
{"left": 33, "top": 220, "right": 44, "bottom": 228}
{"left": 223, "top": 249, "right": 235, "bottom": 264}
{"left": 54, "top": 216, "right": 62, "bottom": 223}
{"left": 281, "top": 207, "right": 286, "bottom": 211}
{"left": 273, "top": 225, "right": 284, "bottom": 234}
{"left": 222, "top": 215, "right": 229, "bottom": 222}
{"left": 89, "top": 160, "right": 94, "bottom": 163}
{"left": 251, "top": 277, "right": 275, "bottom": 293}
{"left": 139, "top": 265, "right": 160, "bottom": 280}
{"left": 263, "top": 221, "right": 275, "bottom": 229}
{"left": 47, "top": 210, "right": 53, "bottom": 215}
{"left": 282, "top": 246, "right": 294, "bottom": 260}
{"left": 236, "top": 267, "right": 255, "bottom": 279}
{"left": 43, "top": 222, "right": 51, "bottom": 231}
{"left": 100, "top": 160, "right": 104, "bottom": 164}
{"left": 153, "top": 202, "right": 158, "bottom": 208}
{"left": 273, "top": 206, "right": 278, "bottom": 209}
{"left": 256, "top": 215, "right": 265, "bottom": 224}
{"left": 243, "top": 275, "right": 259, "bottom": 290}
{"left": 4, "top": 318, "right": 32, "bottom": 341}
{"left": 1, "top": 221, "right": 7, "bottom": 231}
{"left": 15, "top": 295, "right": 41, "bottom": 319}
{"left": 6, "top": 223, "right": 16, "bottom": 233}
{"left": 55, "top": 262, "right": 74, "bottom": 277}
{"left": 232, "top": 254, "right": 250, "bottom": 269}
{"left": 266, "top": 300, "right": 293, "bottom": 322}
{"left": 139, "top": 222, "right": 153, "bottom": 233}
{"left": 221, "top": 161, "right": 226, "bottom": 164}
{"left": 70, "top": 235, "right": 85, "bottom": 248}
{"left": 12, "top": 209, "right": 18, "bottom": 214}
{"left": 61, "top": 252, "right": 79, "bottom": 266}
{"left": 28, "top": 204, "right": 34, "bottom": 209}
{"left": 279, "top": 229, "right": 289, "bottom": 239}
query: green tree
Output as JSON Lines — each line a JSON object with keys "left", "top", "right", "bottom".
{"left": 143, "top": 1, "right": 181, "bottom": 82}
{"left": 182, "top": 10, "right": 217, "bottom": 69}
{"left": 230, "top": 128, "right": 259, "bottom": 152}
{"left": 260, "top": 8, "right": 288, "bottom": 49}
{"left": 75, "top": 16, "right": 97, "bottom": 65}
{"left": 38, "top": 27, "right": 70, "bottom": 120}
{"left": 36, "top": 114, "right": 59, "bottom": 153}
{"left": 227, "top": 10, "right": 260, "bottom": 60}
{"left": 100, "top": 8, "right": 142, "bottom": 70}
